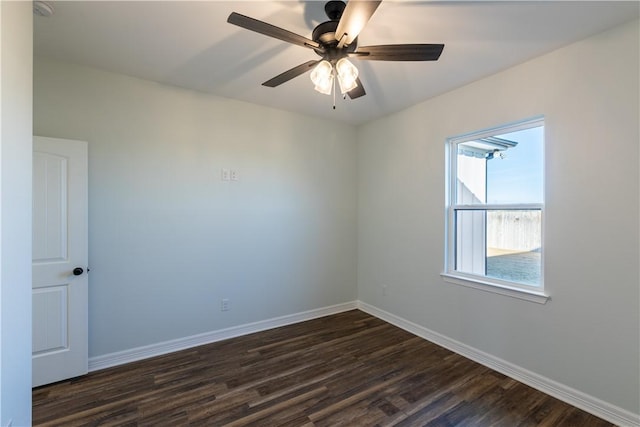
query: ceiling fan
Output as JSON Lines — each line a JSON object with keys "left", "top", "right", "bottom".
{"left": 227, "top": 0, "right": 444, "bottom": 101}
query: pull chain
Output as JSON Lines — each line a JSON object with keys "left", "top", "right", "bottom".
{"left": 332, "top": 69, "right": 336, "bottom": 110}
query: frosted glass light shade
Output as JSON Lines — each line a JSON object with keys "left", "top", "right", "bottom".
{"left": 310, "top": 60, "right": 334, "bottom": 95}
{"left": 336, "top": 58, "right": 358, "bottom": 94}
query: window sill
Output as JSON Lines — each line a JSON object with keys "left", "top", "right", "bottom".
{"left": 441, "top": 273, "right": 550, "bottom": 304}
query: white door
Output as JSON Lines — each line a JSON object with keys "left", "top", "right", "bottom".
{"left": 32, "top": 136, "right": 88, "bottom": 387}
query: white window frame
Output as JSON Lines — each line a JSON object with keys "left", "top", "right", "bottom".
{"left": 442, "top": 117, "right": 550, "bottom": 304}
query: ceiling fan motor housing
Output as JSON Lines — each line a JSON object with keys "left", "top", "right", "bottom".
{"left": 312, "top": 20, "right": 358, "bottom": 61}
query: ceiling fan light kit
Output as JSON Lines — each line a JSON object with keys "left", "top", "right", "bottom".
{"left": 227, "top": 0, "right": 444, "bottom": 104}
{"left": 310, "top": 58, "right": 359, "bottom": 96}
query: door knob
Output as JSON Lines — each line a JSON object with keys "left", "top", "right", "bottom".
{"left": 73, "top": 267, "right": 84, "bottom": 276}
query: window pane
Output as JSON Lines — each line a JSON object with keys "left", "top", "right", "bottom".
{"left": 455, "top": 148, "right": 487, "bottom": 204}
{"left": 486, "top": 210, "right": 541, "bottom": 286}
{"left": 487, "top": 126, "right": 544, "bottom": 204}
{"left": 455, "top": 209, "right": 541, "bottom": 286}
{"left": 456, "top": 125, "right": 544, "bottom": 205}
{"left": 455, "top": 210, "right": 486, "bottom": 276}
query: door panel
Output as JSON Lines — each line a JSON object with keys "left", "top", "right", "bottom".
{"left": 32, "top": 136, "right": 88, "bottom": 387}
{"left": 33, "top": 152, "right": 68, "bottom": 262}
{"left": 32, "top": 286, "right": 68, "bottom": 354}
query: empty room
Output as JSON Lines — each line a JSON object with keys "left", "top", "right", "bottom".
{"left": 0, "top": 1, "right": 638, "bottom": 426}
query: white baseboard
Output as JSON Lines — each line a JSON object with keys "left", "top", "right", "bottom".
{"left": 89, "top": 301, "right": 358, "bottom": 372}
{"left": 357, "top": 301, "right": 640, "bottom": 427}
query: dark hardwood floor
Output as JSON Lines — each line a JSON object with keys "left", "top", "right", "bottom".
{"left": 33, "top": 310, "right": 612, "bottom": 426}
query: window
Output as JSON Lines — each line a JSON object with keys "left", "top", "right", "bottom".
{"left": 443, "top": 117, "right": 548, "bottom": 303}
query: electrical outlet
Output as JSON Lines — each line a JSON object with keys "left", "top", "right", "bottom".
{"left": 230, "top": 169, "right": 238, "bottom": 181}
{"left": 221, "top": 298, "right": 230, "bottom": 311}
{"left": 221, "top": 168, "right": 230, "bottom": 181}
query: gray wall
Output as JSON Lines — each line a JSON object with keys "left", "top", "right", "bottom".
{"left": 0, "top": 2, "right": 33, "bottom": 425}
{"left": 34, "top": 59, "right": 358, "bottom": 357}
{"left": 357, "top": 20, "right": 639, "bottom": 414}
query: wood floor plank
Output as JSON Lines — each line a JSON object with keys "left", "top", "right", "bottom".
{"left": 33, "top": 310, "right": 613, "bottom": 426}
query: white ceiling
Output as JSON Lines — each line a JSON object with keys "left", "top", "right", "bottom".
{"left": 34, "top": 1, "right": 639, "bottom": 125}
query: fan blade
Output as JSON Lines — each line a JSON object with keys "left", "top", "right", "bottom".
{"left": 347, "top": 77, "right": 366, "bottom": 99}
{"left": 262, "top": 60, "right": 320, "bottom": 87}
{"left": 355, "top": 44, "right": 444, "bottom": 61}
{"left": 335, "top": 0, "right": 382, "bottom": 48}
{"left": 228, "top": 12, "right": 322, "bottom": 52}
